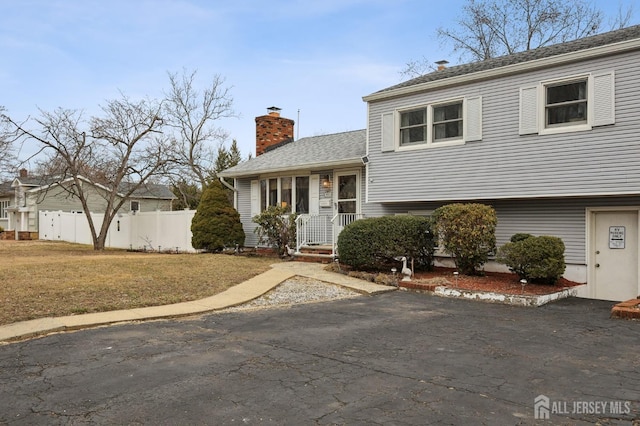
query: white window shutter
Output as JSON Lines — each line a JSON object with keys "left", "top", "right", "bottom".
{"left": 250, "top": 180, "right": 259, "bottom": 217}
{"left": 519, "top": 86, "right": 538, "bottom": 135}
{"left": 464, "top": 96, "right": 482, "bottom": 142}
{"left": 381, "top": 112, "right": 395, "bottom": 152}
{"left": 593, "top": 71, "right": 615, "bottom": 127}
{"left": 309, "top": 175, "right": 320, "bottom": 215}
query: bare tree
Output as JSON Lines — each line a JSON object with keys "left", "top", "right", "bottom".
{"left": 402, "top": 0, "right": 634, "bottom": 78}
{"left": 1, "top": 96, "right": 174, "bottom": 250}
{"left": 164, "top": 69, "right": 234, "bottom": 190}
{"left": 0, "top": 107, "right": 16, "bottom": 179}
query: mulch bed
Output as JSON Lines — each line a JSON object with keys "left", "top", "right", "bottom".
{"left": 410, "top": 267, "right": 581, "bottom": 296}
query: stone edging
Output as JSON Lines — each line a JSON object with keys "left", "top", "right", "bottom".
{"left": 400, "top": 282, "right": 587, "bottom": 307}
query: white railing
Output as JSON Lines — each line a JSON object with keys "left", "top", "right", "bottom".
{"left": 331, "top": 213, "right": 364, "bottom": 257}
{"left": 295, "top": 214, "right": 332, "bottom": 252}
{"left": 296, "top": 213, "right": 365, "bottom": 256}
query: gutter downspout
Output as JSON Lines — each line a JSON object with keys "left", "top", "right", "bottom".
{"left": 219, "top": 177, "right": 238, "bottom": 209}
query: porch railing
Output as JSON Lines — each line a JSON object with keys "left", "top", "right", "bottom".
{"left": 295, "top": 214, "right": 332, "bottom": 253}
{"left": 331, "top": 213, "right": 364, "bottom": 257}
{"left": 295, "top": 213, "right": 364, "bottom": 257}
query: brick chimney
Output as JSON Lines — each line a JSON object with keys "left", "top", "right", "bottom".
{"left": 255, "top": 106, "right": 295, "bottom": 156}
{"left": 19, "top": 168, "right": 28, "bottom": 178}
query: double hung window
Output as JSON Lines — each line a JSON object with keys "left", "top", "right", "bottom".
{"left": 393, "top": 97, "right": 477, "bottom": 151}
{"left": 519, "top": 71, "right": 614, "bottom": 135}
{"left": 545, "top": 79, "right": 587, "bottom": 128}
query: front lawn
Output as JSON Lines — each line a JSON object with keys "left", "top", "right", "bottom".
{"left": 0, "top": 241, "right": 276, "bottom": 325}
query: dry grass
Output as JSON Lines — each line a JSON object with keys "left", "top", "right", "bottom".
{"left": 0, "top": 240, "right": 278, "bottom": 325}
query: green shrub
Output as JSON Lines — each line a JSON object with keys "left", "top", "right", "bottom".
{"left": 497, "top": 235, "right": 566, "bottom": 284}
{"left": 432, "top": 203, "right": 497, "bottom": 275}
{"left": 252, "top": 205, "right": 297, "bottom": 256}
{"left": 0, "top": 226, "right": 4, "bottom": 233}
{"left": 337, "top": 215, "right": 436, "bottom": 271}
{"left": 510, "top": 233, "right": 533, "bottom": 243}
{"left": 191, "top": 180, "right": 245, "bottom": 252}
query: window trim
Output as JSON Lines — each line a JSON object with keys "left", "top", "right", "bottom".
{"left": 396, "top": 97, "right": 466, "bottom": 151}
{"left": 538, "top": 73, "right": 593, "bottom": 136}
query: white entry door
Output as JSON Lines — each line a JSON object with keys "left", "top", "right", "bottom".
{"left": 591, "top": 210, "right": 639, "bottom": 301}
{"left": 333, "top": 171, "right": 359, "bottom": 233}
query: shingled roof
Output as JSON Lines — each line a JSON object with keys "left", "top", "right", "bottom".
{"left": 219, "top": 130, "right": 366, "bottom": 178}
{"left": 369, "top": 24, "right": 640, "bottom": 98}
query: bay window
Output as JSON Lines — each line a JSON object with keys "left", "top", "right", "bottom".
{"left": 258, "top": 176, "right": 310, "bottom": 214}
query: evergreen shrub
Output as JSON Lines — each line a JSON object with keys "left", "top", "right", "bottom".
{"left": 191, "top": 180, "right": 245, "bottom": 252}
{"left": 497, "top": 234, "right": 566, "bottom": 284}
{"left": 432, "top": 203, "right": 497, "bottom": 275}
{"left": 337, "top": 215, "right": 435, "bottom": 271}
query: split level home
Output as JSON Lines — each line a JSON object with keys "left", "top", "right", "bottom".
{"left": 219, "top": 24, "right": 640, "bottom": 302}
{"left": 0, "top": 169, "right": 175, "bottom": 240}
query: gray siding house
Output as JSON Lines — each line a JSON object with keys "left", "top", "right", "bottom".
{"left": 221, "top": 25, "right": 640, "bottom": 301}
{"left": 1, "top": 170, "right": 175, "bottom": 238}
{"left": 219, "top": 109, "right": 367, "bottom": 252}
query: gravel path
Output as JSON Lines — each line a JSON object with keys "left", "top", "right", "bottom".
{"left": 221, "top": 276, "right": 362, "bottom": 312}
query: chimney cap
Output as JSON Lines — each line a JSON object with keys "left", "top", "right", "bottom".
{"left": 435, "top": 60, "right": 449, "bottom": 71}
{"left": 267, "top": 106, "right": 281, "bottom": 114}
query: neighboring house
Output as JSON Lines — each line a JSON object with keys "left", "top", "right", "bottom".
{"left": 221, "top": 25, "right": 640, "bottom": 301}
{"left": 0, "top": 180, "right": 12, "bottom": 231}
{"left": 0, "top": 169, "right": 175, "bottom": 239}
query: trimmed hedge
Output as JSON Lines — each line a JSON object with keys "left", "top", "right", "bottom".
{"left": 497, "top": 234, "right": 566, "bottom": 284}
{"left": 432, "top": 203, "right": 497, "bottom": 275}
{"left": 337, "top": 215, "right": 436, "bottom": 271}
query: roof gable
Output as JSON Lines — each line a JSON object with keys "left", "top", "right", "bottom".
{"left": 219, "top": 129, "right": 366, "bottom": 178}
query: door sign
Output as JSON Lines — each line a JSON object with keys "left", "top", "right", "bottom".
{"left": 609, "top": 226, "right": 626, "bottom": 249}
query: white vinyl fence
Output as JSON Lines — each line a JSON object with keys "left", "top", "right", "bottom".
{"left": 39, "top": 210, "right": 197, "bottom": 252}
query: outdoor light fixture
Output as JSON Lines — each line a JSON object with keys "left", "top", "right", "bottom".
{"left": 321, "top": 175, "right": 331, "bottom": 188}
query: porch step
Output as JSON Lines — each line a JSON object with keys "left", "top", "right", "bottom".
{"left": 298, "top": 245, "right": 333, "bottom": 255}
{"left": 293, "top": 245, "right": 336, "bottom": 264}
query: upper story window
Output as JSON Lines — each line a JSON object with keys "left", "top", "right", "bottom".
{"left": 400, "top": 109, "right": 427, "bottom": 145}
{"left": 433, "top": 101, "right": 463, "bottom": 141}
{"left": 545, "top": 79, "right": 587, "bottom": 128}
{"left": 384, "top": 96, "right": 481, "bottom": 152}
{"left": 519, "top": 71, "right": 614, "bottom": 136}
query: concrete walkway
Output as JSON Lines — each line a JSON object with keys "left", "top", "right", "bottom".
{"left": 0, "top": 262, "right": 394, "bottom": 343}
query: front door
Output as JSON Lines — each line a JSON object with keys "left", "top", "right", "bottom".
{"left": 333, "top": 171, "right": 359, "bottom": 232}
{"left": 591, "top": 210, "right": 639, "bottom": 301}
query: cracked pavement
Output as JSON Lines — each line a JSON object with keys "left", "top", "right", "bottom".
{"left": 0, "top": 292, "right": 638, "bottom": 425}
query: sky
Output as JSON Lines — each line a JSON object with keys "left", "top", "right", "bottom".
{"left": 1, "top": 0, "right": 637, "bottom": 165}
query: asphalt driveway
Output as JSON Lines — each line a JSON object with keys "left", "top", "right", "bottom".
{"left": 0, "top": 292, "right": 638, "bottom": 425}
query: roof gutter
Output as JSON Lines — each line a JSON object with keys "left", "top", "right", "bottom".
{"left": 218, "top": 157, "right": 364, "bottom": 179}
{"left": 363, "top": 38, "right": 640, "bottom": 102}
{"left": 219, "top": 176, "right": 237, "bottom": 192}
